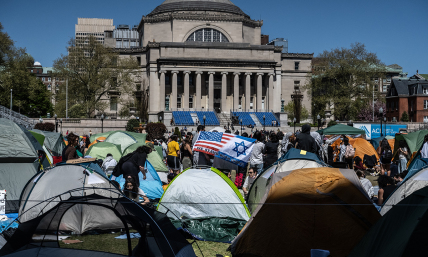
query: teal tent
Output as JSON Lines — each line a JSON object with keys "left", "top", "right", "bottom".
{"left": 318, "top": 124, "right": 365, "bottom": 135}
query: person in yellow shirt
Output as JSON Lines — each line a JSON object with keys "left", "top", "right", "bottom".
{"left": 167, "top": 135, "right": 181, "bottom": 174}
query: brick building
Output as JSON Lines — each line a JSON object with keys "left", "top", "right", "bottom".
{"left": 28, "top": 61, "right": 63, "bottom": 105}
{"left": 386, "top": 76, "right": 428, "bottom": 122}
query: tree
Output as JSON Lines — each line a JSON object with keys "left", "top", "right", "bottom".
{"left": 53, "top": 36, "right": 139, "bottom": 118}
{"left": 307, "top": 42, "right": 385, "bottom": 121}
{"left": 126, "top": 119, "right": 140, "bottom": 132}
{"left": 146, "top": 122, "right": 167, "bottom": 141}
{"left": 357, "top": 101, "right": 385, "bottom": 121}
{"left": 0, "top": 22, "right": 52, "bottom": 117}
{"left": 401, "top": 111, "right": 409, "bottom": 122}
{"left": 283, "top": 100, "right": 309, "bottom": 121}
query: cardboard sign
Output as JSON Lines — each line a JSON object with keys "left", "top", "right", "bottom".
{"left": 66, "top": 158, "right": 96, "bottom": 164}
{"left": 0, "top": 190, "right": 6, "bottom": 215}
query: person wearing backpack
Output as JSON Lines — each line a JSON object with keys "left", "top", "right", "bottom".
{"left": 343, "top": 137, "right": 355, "bottom": 169}
{"left": 380, "top": 140, "right": 393, "bottom": 176}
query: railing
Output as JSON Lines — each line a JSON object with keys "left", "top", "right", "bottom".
{"left": 0, "top": 105, "right": 35, "bottom": 129}
{"left": 170, "top": 108, "right": 216, "bottom": 112}
{"left": 230, "top": 109, "right": 274, "bottom": 113}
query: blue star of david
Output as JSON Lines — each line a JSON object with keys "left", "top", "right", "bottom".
{"left": 233, "top": 141, "right": 249, "bottom": 157}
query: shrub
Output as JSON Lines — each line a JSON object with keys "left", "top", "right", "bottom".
{"left": 327, "top": 120, "right": 337, "bottom": 127}
{"left": 34, "top": 122, "right": 55, "bottom": 132}
{"left": 126, "top": 119, "right": 140, "bottom": 132}
{"left": 146, "top": 122, "right": 167, "bottom": 141}
{"left": 401, "top": 111, "right": 409, "bottom": 122}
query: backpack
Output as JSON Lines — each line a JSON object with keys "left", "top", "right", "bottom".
{"left": 383, "top": 149, "right": 393, "bottom": 160}
{"left": 345, "top": 145, "right": 355, "bottom": 158}
{"left": 112, "top": 152, "right": 135, "bottom": 177}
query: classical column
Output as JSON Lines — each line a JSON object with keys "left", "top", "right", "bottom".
{"left": 221, "top": 72, "right": 228, "bottom": 113}
{"left": 233, "top": 72, "right": 240, "bottom": 110}
{"left": 274, "top": 67, "right": 282, "bottom": 112}
{"left": 257, "top": 73, "right": 263, "bottom": 111}
{"left": 159, "top": 71, "right": 166, "bottom": 111}
{"left": 268, "top": 73, "right": 274, "bottom": 111}
{"left": 171, "top": 71, "right": 178, "bottom": 110}
{"left": 208, "top": 72, "right": 215, "bottom": 110}
{"left": 195, "top": 71, "right": 202, "bottom": 109}
{"left": 183, "top": 71, "right": 190, "bottom": 109}
{"left": 245, "top": 73, "right": 251, "bottom": 111}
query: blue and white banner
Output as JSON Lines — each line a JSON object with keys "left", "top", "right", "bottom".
{"left": 353, "top": 123, "right": 407, "bottom": 139}
{"left": 193, "top": 132, "right": 256, "bottom": 167}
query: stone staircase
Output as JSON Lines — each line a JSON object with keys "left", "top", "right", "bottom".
{"left": 217, "top": 112, "right": 231, "bottom": 126}
{"left": 0, "top": 105, "right": 35, "bottom": 129}
{"left": 250, "top": 113, "right": 262, "bottom": 127}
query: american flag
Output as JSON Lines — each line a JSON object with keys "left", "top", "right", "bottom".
{"left": 193, "top": 132, "right": 235, "bottom": 155}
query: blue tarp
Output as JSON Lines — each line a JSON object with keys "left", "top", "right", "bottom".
{"left": 0, "top": 218, "right": 18, "bottom": 233}
{"left": 279, "top": 148, "right": 323, "bottom": 163}
{"left": 114, "top": 160, "right": 164, "bottom": 200}
{"left": 115, "top": 233, "right": 141, "bottom": 239}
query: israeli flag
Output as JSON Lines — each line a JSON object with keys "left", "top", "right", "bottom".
{"left": 215, "top": 135, "right": 256, "bottom": 168}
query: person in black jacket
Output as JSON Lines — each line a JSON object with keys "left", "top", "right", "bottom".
{"left": 121, "top": 145, "right": 152, "bottom": 186}
{"left": 295, "top": 124, "right": 317, "bottom": 153}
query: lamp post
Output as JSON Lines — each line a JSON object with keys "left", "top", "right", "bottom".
{"left": 263, "top": 115, "right": 266, "bottom": 131}
{"left": 240, "top": 118, "right": 243, "bottom": 135}
{"left": 317, "top": 114, "right": 321, "bottom": 131}
{"left": 159, "top": 116, "right": 163, "bottom": 124}
{"left": 203, "top": 115, "right": 206, "bottom": 127}
{"left": 379, "top": 107, "right": 383, "bottom": 137}
{"left": 59, "top": 118, "right": 63, "bottom": 135}
{"left": 101, "top": 114, "right": 104, "bottom": 133}
{"left": 54, "top": 114, "right": 58, "bottom": 133}
{"left": 293, "top": 117, "right": 296, "bottom": 134}
{"left": 384, "top": 117, "right": 387, "bottom": 136}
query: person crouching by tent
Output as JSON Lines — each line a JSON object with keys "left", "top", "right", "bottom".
{"left": 356, "top": 170, "right": 374, "bottom": 200}
{"left": 102, "top": 153, "right": 117, "bottom": 174}
{"left": 162, "top": 173, "right": 176, "bottom": 191}
{"left": 167, "top": 135, "right": 181, "bottom": 174}
{"left": 124, "top": 179, "right": 150, "bottom": 205}
{"left": 121, "top": 145, "right": 152, "bottom": 187}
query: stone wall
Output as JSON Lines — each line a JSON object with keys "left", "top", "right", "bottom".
{"left": 40, "top": 118, "right": 129, "bottom": 135}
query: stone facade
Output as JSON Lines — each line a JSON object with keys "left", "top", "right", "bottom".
{"left": 115, "top": 0, "right": 313, "bottom": 122}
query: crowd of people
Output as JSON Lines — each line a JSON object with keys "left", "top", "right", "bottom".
{"left": 60, "top": 124, "right": 416, "bottom": 209}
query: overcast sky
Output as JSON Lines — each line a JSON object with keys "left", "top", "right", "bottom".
{"left": 1, "top": 0, "right": 426, "bottom": 75}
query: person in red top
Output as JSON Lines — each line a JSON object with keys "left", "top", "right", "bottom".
{"left": 354, "top": 156, "right": 365, "bottom": 171}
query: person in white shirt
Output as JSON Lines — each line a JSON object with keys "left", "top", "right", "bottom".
{"left": 102, "top": 153, "right": 117, "bottom": 174}
{"left": 249, "top": 131, "right": 265, "bottom": 174}
{"left": 356, "top": 170, "right": 374, "bottom": 199}
{"left": 397, "top": 140, "right": 408, "bottom": 174}
{"left": 242, "top": 168, "right": 258, "bottom": 198}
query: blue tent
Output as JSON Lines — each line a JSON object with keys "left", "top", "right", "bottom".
{"left": 114, "top": 160, "right": 164, "bottom": 200}
{"left": 278, "top": 148, "right": 324, "bottom": 164}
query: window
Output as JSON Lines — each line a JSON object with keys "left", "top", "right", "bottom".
{"left": 42, "top": 77, "right": 45, "bottom": 81}
{"left": 186, "top": 28, "right": 229, "bottom": 43}
{"left": 294, "top": 81, "right": 300, "bottom": 90}
{"left": 189, "top": 96, "right": 193, "bottom": 108}
{"left": 31, "top": 70, "right": 33, "bottom": 73}
{"left": 425, "top": 116, "right": 428, "bottom": 123}
{"left": 48, "top": 77, "right": 51, "bottom": 81}
{"left": 383, "top": 85, "right": 387, "bottom": 92}
{"left": 110, "top": 98, "right": 118, "bottom": 111}
{"left": 423, "top": 87, "right": 428, "bottom": 95}
{"left": 424, "top": 100, "right": 428, "bottom": 109}
{"left": 387, "top": 76, "right": 391, "bottom": 83}
{"left": 177, "top": 97, "right": 181, "bottom": 109}
{"left": 47, "top": 84, "right": 51, "bottom": 90}
{"left": 294, "top": 62, "right": 299, "bottom": 70}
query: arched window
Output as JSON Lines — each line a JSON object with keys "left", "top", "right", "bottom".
{"left": 186, "top": 28, "right": 229, "bottom": 43}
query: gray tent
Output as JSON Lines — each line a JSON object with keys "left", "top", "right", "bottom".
{"left": 19, "top": 164, "right": 122, "bottom": 234}
{"left": 0, "top": 118, "right": 39, "bottom": 213}
{"left": 31, "top": 129, "right": 65, "bottom": 155}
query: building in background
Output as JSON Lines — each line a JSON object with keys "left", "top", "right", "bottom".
{"left": 267, "top": 38, "right": 288, "bottom": 53}
{"left": 28, "top": 62, "right": 63, "bottom": 105}
{"left": 386, "top": 75, "right": 428, "bottom": 122}
{"left": 75, "top": 18, "right": 115, "bottom": 46}
{"left": 104, "top": 24, "right": 140, "bottom": 49}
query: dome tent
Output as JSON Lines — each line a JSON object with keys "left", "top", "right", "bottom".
{"left": 31, "top": 129, "right": 65, "bottom": 156}
{"left": 105, "top": 131, "right": 138, "bottom": 153}
{"left": 0, "top": 118, "right": 40, "bottom": 213}
{"left": 86, "top": 142, "right": 122, "bottom": 161}
{"left": 19, "top": 163, "right": 122, "bottom": 234}
{"left": 157, "top": 167, "right": 250, "bottom": 242}
{"left": 123, "top": 143, "right": 168, "bottom": 173}
{"left": 2, "top": 195, "right": 196, "bottom": 256}
{"left": 247, "top": 148, "right": 327, "bottom": 213}
{"left": 231, "top": 167, "right": 380, "bottom": 257}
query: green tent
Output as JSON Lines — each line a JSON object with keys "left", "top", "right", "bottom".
{"left": 349, "top": 186, "right": 428, "bottom": 257}
{"left": 154, "top": 145, "right": 164, "bottom": 159}
{"left": 91, "top": 130, "right": 147, "bottom": 144}
{"left": 89, "top": 131, "right": 116, "bottom": 143}
{"left": 0, "top": 118, "right": 38, "bottom": 162}
{"left": 123, "top": 143, "right": 168, "bottom": 172}
{"left": 29, "top": 130, "right": 45, "bottom": 147}
{"left": 31, "top": 129, "right": 66, "bottom": 155}
{"left": 403, "top": 130, "right": 428, "bottom": 154}
{"left": 318, "top": 124, "right": 365, "bottom": 135}
{"left": 86, "top": 142, "right": 122, "bottom": 161}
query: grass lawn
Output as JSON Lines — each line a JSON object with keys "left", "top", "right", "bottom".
{"left": 59, "top": 232, "right": 231, "bottom": 256}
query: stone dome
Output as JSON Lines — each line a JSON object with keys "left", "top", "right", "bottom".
{"left": 34, "top": 61, "right": 41, "bottom": 66}
{"left": 148, "top": 0, "right": 248, "bottom": 17}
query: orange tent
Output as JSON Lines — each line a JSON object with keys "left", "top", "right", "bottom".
{"left": 87, "top": 137, "right": 106, "bottom": 148}
{"left": 331, "top": 137, "right": 379, "bottom": 162}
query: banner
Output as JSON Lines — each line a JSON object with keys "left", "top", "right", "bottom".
{"left": 193, "top": 132, "right": 256, "bottom": 167}
{"left": 353, "top": 124, "right": 407, "bottom": 139}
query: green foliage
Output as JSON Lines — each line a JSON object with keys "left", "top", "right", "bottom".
{"left": 34, "top": 122, "right": 55, "bottom": 132}
{"left": 283, "top": 100, "right": 309, "bottom": 121}
{"left": 53, "top": 36, "right": 139, "bottom": 118}
{"left": 327, "top": 120, "right": 338, "bottom": 127}
{"left": 401, "top": 111, "right": 409, "bottom": 122}
{"left": 146, "top": 122, "right": 167, "bottom": 141}
{"left": 306, "top": 42, "right": 385, "bottom": 121}
{"left": 68, "top": 104, "right": 86, "bottom": 118}
{"left": 126, "top": 119, "right": 140, "bottom": 132}
{"left": 0, "top": 22, "right": 52, "bottom": 117}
